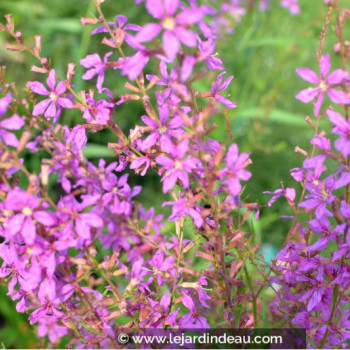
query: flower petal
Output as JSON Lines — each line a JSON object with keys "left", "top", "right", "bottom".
{"left": 162, "top": 31, "right": 180, "bottom": 62}
{"left": 32, "top": 99, "right": 50, "bottom": 116}
{"left": 135, "top": 23, "right": 162, "bottom": 43}
{"left": 0, "top": 114, "right": 24, "bottom": 130}
{"left": 326, "top": 69, "right": 349, "bottom": 85}
{"left": 327, "top": 89, "right": 350, "bottom": 105}
{"left": 27, "top": 81, "right": 49, "bottom": 95}
{"left": 296, "top": 68, "right": 319, "bottom": 84}
{"left": 295, "top": 88, "right": 319, "bottom": 103}
{"left": 174, "top": 27, "right": 196, "bottom": 47}
{"left": 320, "top": 54, "right": 331, "bottom": 79}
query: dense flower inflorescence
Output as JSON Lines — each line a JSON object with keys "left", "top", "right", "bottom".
{"left": 0, "top": 0, "right": 264, "bottom": 347}
{"left": 0, "top": 0, "right": 348, "bottom": 349}
{"left": 265, "top": 5, "right": 350, "bottom": 346}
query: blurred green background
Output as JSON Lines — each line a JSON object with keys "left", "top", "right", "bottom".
{"left": 0, "top": 0, "right": 347, "bottom": 347}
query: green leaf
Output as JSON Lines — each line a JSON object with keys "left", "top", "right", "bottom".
{"left": 82, "top": 144, "right": 115, "bottom": 158}
{"left": 236, "top": 107, "right": 326, "bottom": 127}
{"left": 34, "top": 19, "right": 82, "bottom": 34}
{"left": 247, "top": 36, "right": 296, "bottom": 47}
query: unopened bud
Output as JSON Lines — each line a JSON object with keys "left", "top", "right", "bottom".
{"left": 102, "top": 37, "right": 117, "bottom": 48}
{"left": 4, "top": 14, "right": 13, "bottom": 32}
{"left": 15, "top": 31, "right": 23, "bottom": 43}
{"left": 6, "top": 43, "right": 22, "bottom": 51}
{"left": 124, "top": 82, "right": 140, "bottom": 93}
{"left": 40, "top": 57, "right": 49, "bottom": 68}
{"left": 40, "top": 164, "right": 50, "bottom": 186}
{"left": 295, "top": 146, "right": 308, "bottom": 156}
{"left": 122, "top": 93, "right": 141, "bottom": 101}
{"left": 80, "top": 17, "right": 99, "bottom": 26}
{"left": 107, "top": 251, "right": 119, "bottom": 271}
{"left": 31, "top": 65, "right": 49, "bottom": 74}
{"left": 305, "top": 116, "right": 315, "bottom": 128}
{"left": 146, "top": 76, "right": 158, "bottom": 91}
{"left": 67, "top": 63, "right": 75, "bottom": 84}
{"left": 18, "top": 131, "right": 32, "bottom": 152}
{"left": 34, "top": 35, "right": 41, "bottom": 55}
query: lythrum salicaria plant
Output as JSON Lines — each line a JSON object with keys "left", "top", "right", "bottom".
{"left": 1, "top": 0, "right": 350, "bottom": 349}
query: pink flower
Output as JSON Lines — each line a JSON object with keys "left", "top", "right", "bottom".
{"left": 0, "top": 93, "right": 24, "bottom": 147}
{"left": 135, "top": 0, "right": 202, "bottom": 61}
{"left": 211, "top": 72, "right": 237, "bottom": 109}
{"left": 281, "top": 0, "right": 300, "bottom": 14}
{"left": 295, "top": 54, "right": 350, "bottom": 116}
{"left": 28, "top": 70, "right": 73, "bottom": 121}
{"left": 80, "top": 52, "right": 113, "bottom": 93}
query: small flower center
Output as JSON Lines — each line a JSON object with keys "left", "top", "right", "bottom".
{"left": 159, "top": 126, "right": 167, "bottom": 134}
{"left": 22, "top": 206, "right": 33, "bottom": 216}
{"left": 49, "top": 92, "right": 58, "bottom": 101}
{"left": 174, "top": 160, "right": 182, "bottom": 169}
{"left": 319, "top": 81, "right": 327, "bottom": 91}
{"left": 163, "top": 17, "right": 175, "bottom": 31}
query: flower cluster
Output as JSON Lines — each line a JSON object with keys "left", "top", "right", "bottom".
{"left": 265, "top": 10, "right": 350, "bottom": 347}
{"left": 3, "top": 0, "right": 349, "bottom": 348}
{"left": 0, "top": 0, "right": 265, "bottom": 347}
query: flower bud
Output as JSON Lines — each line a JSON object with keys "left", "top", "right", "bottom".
{"left": 4, "top": 14, "right": 13, "bottom": 32}
{"left": 80, "top": 17, "right": 99, "bottom": 26}
{"left": 34, "top": 35, "right": 41, "bottom": 55}
{"left": 295, "top": 146, "right": 308, "bottom": 156}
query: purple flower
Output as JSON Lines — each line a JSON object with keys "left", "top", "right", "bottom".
{"left": 81, "top": 93, "right": 114, "bottom": 125}
{"left": 121, "top": 50, "right": 150, "bottom": 81}
{"left": 138, "top": 103, "right": 185, "bottom": 152}
{"left": 0, "top": 243, "right": 40, "bottom": 294}
{"left": 307, "top": 217, "right": 336, "bottom": 252}
{"left": 135, "top": 0, "right": 202, "bottom": 61}
{"left": 299, "top": 286, "right": 331, "bottom": 313}
{"left": 299, "top": 177, "right": 335, "bottom": 219}
{"left": 130, "top": 156, "right": 151, "bottom": 176}
{"left": 327, "top": 109, "right": 350, "bottom": 157}
{"left": 4, "top": 189, "right": 57, "bottom": 245}
{"left": 163, "top": 197, "right": 204, "bottom": 228}
{"left": 259, "top": 0, "right": 270, "bottom": 11}
{"left": 211, "top": 72, "right": 236, "bottom": 109}
{"left": 0, "top": 91, "right": 11, "bottom": 116}
{"left": 101, "top": 173, "right": 141, "bottom": 217}
{"left": 281, "top": 0, "right": 300, "bottom": 14}
{"left": 66, "top": 125, "right": 87, "bottom": 150}
{"left": 222, "top": 144, "right": 251, "bottom": 196}
{"left": 295, "top": 54, "right": 350, "bottom": 116}
{"left": 146, "top": 60, "right": 188, "bottom": 96}
{"left": 37, "top": 317, "right": 68, "bottom": 343}
{"left": 0, "top": 93, "right": 24, "bottom": 147}
{"left": 264, "top": 187, "right": 296, "bottom": 207}
{"left": 147, "top": 250, "right": 175, "bottom": 286}
{"left": 180, "top": 293, "right": 210, "bottom": 328}
{"left": 197, "top": 36, "right": 224, "bottom": 71}
{"left": 139, "top": 206, "right": 165, "bottom": 235}
{"left": 220, "top": 0, "right": 246, "bottom": 23}
{"left": 57, "top": 195, "right": 104, "bottom": 241}
{"left": 80, "top": 52, "right": 113, "bottom": 93}
{"left": 155, "top": 138, "right": 201, "bottom": 193}
{"left": 91, "top": 15, "right": 140, "bottom": 47}
{"left": 28, "top": 70, "right": 73, "bottom": 121}
{"left": 310, "top": 134, "right": 331, "bottom": 153}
